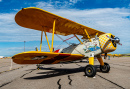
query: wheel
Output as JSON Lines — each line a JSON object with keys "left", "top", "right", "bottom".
{"left": 100, "top": 63, "right": 110, "bottom": 73}
{"left": 37, "top": 67, "right": 40, "bottom": 70}
{"left": 36, "top": 64, "right": 40, "bottom": 70}
{"left": 37, "top": 66, "right": 40, "bottom": 70}
{"left": 84, "top": 65, "right": 96, "bottom": 77}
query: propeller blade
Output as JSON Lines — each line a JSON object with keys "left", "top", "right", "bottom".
{"left": 106, "top": 35, "right": 114, "bottom": 40}
{"left": 117, "top": 43, "right": 122, "bottom": 46}
{"left": 106, "top": 35, "right": 122, "bottom": 46}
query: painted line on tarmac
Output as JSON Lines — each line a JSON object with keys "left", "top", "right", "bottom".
{"left": 0, "top": 66, "right": 27, "bottom": 74}
{"left": 0, "top": 64, "right": 17, "bottom": 68}
{"left": 97, "top": 74, "right": 125, "bottom": 89}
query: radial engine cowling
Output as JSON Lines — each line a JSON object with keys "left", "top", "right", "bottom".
{"left": 99, "top": 33, "right": 116, "bottom": 53}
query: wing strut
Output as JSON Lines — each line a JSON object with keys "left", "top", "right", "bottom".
{"left": 51, "top": 19, "right": 56, "bottom": 52}
{"left": 84, "top": 29, "right": 91, "bottom": 42}
{"left": 44, "top": 31, "right": 51, "bottom": 52}
{"left": 74, "top": 34, "right": 83, "bottom": 44}
{"left": 40, "top": 30, "right": 43, "bottom": 51}
{"left": 42, "top": 20, "right": 56, "bottom": 52}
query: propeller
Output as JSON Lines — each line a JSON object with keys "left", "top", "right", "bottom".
{"left": 106, "top": 35, "right": 122, "bottom": 46}
{"left": 104, "top": 35, "right": 122, "bottom": 59}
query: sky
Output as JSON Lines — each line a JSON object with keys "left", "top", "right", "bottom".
{"left": 0, "top": 0, "right": 130, "bottom": 56}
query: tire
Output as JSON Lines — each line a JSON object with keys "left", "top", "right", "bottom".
{"left": 100, "top": 63, "right": 110, "bottom": 73}
{"left": 84, "top": 65, "right": 96, "bottom": 77}
{"left": 36, "top": 64, "right": 41, "bottom": 70}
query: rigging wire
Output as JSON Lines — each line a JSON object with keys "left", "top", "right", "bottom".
{"left": 55, "top": 34, "right": 84, "bottom": 55}
{"left": 55, "top": 35, "right": 70, "bottom": 50}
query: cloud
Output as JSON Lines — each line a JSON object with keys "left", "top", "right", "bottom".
{"left": 0, "top": 6, "right": 130, "bottom": 41}
{"left": 0, "top": 13, "right": 42, "bottom": 42}
{"left": 0, "top": 42, "right": 69, "bottom": 56}
{"left": 0, "top": 1, "right": 130, "bottom": 54}
{"left": 0, "top": 46, "right": 37, "bottom": 56}
{"left": 35, "top": 0, "right": 81, "bottom": 9}
{"left": 69, "top": 0, "right": 79, "bottom": 3}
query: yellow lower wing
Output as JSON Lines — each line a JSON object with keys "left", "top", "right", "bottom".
{"left": 12, "top": 51, "right": 84, "bottom": 64}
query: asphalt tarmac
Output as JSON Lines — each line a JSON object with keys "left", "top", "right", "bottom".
{"left": 0, "top": 57, "right": 130, "bottom": 89}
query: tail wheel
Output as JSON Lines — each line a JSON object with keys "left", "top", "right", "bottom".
{"left": 36, "top": 64, "right": 41, "bottom": 70}
{"left": 100, "top": 63, "right": 110, "bottom": 73}
{"left": 37, "top": 67, "right": 40, "bottom": 70}
{"left": 84, "top": 65, "right": 96, "bottom": 77}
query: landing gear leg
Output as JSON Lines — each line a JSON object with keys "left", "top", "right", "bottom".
{"left": 84, "top": 53, "right": 96, "bottom": 77}
{"left": 97, "top": 55, "right": 110, "bottom": 73}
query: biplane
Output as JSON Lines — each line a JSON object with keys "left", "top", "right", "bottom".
{"left": 112, "top": 54, "right": 123, "bottom": 57}
{"left": 12, "top": 7, "right": 122, "bottom": 77}
{"left": 101, "top": 54, "right": 123, "bottom": 58}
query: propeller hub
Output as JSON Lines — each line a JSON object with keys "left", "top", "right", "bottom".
{"left": 114, "top": 37, "right": 120, "bottom": 43}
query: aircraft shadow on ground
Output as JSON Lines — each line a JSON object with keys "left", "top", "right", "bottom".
{"left": 24, "top": 65, "right": 101, "bottom": 80}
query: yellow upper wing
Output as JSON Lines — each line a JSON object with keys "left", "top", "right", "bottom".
{"left": 15, "top": 7, "right": 105, "bottom": 38}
